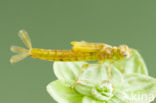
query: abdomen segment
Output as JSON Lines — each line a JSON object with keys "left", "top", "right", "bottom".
{"left": 30, "top": 48, "right": 98, "bottom": 61}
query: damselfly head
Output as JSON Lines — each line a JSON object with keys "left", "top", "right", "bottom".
{"left": 118, "top": 45, "right": 132, "bottom": 58}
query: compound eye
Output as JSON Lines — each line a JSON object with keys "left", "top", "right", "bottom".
{"left": 123, "top": 52, "right": 130, "bottom": 58}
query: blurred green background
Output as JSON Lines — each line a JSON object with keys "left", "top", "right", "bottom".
{"left": 0, "top": 0, "right": 156, "bottom": 103}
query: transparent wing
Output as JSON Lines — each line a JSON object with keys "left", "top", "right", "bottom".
{"left": 71, "top": 41, "right": 103, "bottom": 52}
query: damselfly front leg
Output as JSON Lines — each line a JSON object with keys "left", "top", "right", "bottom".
{"left": 71, "top": 61, "right": 104, "bottom": 88}
{"left": 107, "top": 60, "right": 113, "bottom": 81}
{"left": 118, "top": 59, "right": 125, "bottom": 73}
{"left": 71, "top": 60, "right": 115, "bottom": 88}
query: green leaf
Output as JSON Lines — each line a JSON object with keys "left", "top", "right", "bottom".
{"left": 53, "top": 62, "right": 87, "bottom": 81}
{"left": 74, "top": 81, "right": 93, "bottom": 96}
{"left": 123, "top": 74, "right": 156, "bottom": 94}
{"left": 123, "top": 93, "right": 155, "bottom": 103}
{"left": 114, "top": 49, "right": 148, "bottom": 75}
{"left": 109, "top": 90, "right": 155, "bottom": 103}
{"left": 47, "top": 80, "right": 83, "bottom": 103}
{"left": 121, "top": 74, "right": 156, "bottom": 103}
{"left": 108, "top": 91, "right": 129, "bottom": 103}
{"left": 78, "top": 62, "right": 124, "bottom": 88}
{"left": 82, "top": 96, "right": 105, "bottom": 103}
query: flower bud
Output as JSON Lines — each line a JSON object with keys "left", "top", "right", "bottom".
{"left": 75, "top": 80, "right": 113, "bottom": 101}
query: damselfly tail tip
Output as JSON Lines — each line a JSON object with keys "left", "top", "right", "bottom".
{"left": 18, "top": 29, "right": 32, "bottom": 49}
{"left": 10, "top": 46, "right": 28, "bottom": 53}
{"left": 10, "top": 30, "right": 32, "bottom": 64}
{"left": 10, "top": 53, "right": 30, "bottom": 64}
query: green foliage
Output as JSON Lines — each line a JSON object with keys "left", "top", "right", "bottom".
{"left": 47, "top": 49, "right": 156, "bottom": 103}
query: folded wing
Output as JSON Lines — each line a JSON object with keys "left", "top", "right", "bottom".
{"left": 71, "top": 41, "right": 105, "bottom": 52}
